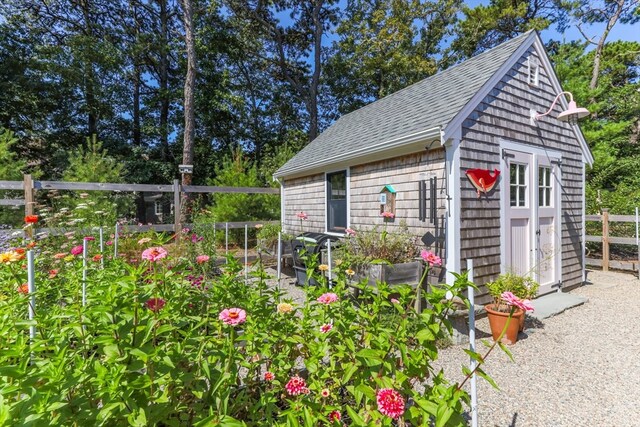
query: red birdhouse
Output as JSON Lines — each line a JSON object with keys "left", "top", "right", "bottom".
{"left": 466, "top": 168, "right": 501, "bottom": 198}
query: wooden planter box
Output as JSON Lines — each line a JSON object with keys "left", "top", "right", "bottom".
{"left": 361, "top": 261, "right": 423, "bottom": 286}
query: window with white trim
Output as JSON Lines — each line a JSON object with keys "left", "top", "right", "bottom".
{"left": 527, "top": 56, "right": 539, "bottom": 86}
{"left": 510, "top": 163, "right": 527, "bottom": 207}
{"left": 154, "top": 200, "right": 163, "bottom": 216}
{"left": 538, "top": 166, "right": 552, "bottom": 207}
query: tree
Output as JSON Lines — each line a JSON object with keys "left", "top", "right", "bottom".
{"left": 225, "top": 0, "right": 339, "bottom": 141}
{"left": 561, "top": 0, "right": 639, "bottom": 90}
{"left": 447, "top": 0, "right": 560, "bottom": 62}
{"left": 327, "top": 0, "right": 459, "bottom": 115}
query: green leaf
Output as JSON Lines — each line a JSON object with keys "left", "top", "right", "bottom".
{"left": 355, "top": 384, "right": 376, "bottom": 400}
{"left": 497, "top": 341, "right": 514, "bottom": 362}
{"left": 462, "top": 349, "right": 484, "bottom": 364}
{"left": 355, "top": 348, "right": 384, "bottom": 365}
{"left": 416, "top": 328, "right": 436, "bottom": 343}
{"left": 475, "top": 367, "right": 500, "bottom": 390}
{"left": 435, "top": 403, "right": 454, "bottom": 427}
{"left": 341, "top": 363, "right": 359, "bottom": 384}
{"left": 345, "top": 406, "right": 366, "bottom": 426}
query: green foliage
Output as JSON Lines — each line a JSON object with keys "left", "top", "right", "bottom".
{"left": 327, "top": 0, "right": 457, "bottom": 115}
{"left": 486, "top": 273, "right": 539, "bottom": 311}
{"left": 0, "top": 231, "right": 487, "bottom": 426}
{"left": 204, "top": 149, "right": 279, "bottom": 244}
{"left": 0, "top": 128, "right": 25, "bottom": 180}
{"left": 336, "top": 223, "right": 419, "bottom": 269}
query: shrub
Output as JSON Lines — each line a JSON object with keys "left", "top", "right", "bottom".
{"left": 486, "top": 273, "right": 539, "bottom": 312}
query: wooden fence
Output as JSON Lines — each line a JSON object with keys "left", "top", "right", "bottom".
{"left": 0, "top": 175, "right": 280, "bottom": 234}
{"left": 585, "top": 208, "right": 640, "bottom": 275}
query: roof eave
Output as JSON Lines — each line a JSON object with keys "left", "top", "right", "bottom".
{"left": 274, "top": 126, "right": 442, "bottom": 179}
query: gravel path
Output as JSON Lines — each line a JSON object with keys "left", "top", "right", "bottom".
{"left": 435, "top": 269, "right": 640, "bottom": 427}
{"left": 266, "top": 266, "right": 640, "bottom": 426}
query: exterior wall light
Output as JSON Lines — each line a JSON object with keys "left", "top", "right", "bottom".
{"left": 530, "top": 91, "right": 589, "bottom": 126}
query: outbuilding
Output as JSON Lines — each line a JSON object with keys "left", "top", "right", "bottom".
{"left": 274, "top": 31, "right": 593, "bottom": 301}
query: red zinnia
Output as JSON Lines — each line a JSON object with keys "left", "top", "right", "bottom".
{"left": 48, "top": 269, "right": 59, "bottom": 279}
{"left": 17, "top": 284, "right": 29, "bottom": 294}
{"left": 92, "top": 254, "right": 103, "bottom": 262}
{"left": 263, "top": 371, "right": 275, "bottom": 381}
{"left": 145, "top": 297, "right": 166, "bottom": 312}
{"left": 376, "top": 388, "right": 405, "bottom": 419}
{"left": 328, "top": 411, "right": 341, "bottom": 422}
{"left": 24, "top": 215, "right": 38, "bottom": 224}
{"left": 285, "top": 375, "right": 308, "bottom": 396}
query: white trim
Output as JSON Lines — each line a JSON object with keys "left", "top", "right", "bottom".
{"left": 324, "top": 167, "right": 350, "bottom": 234}
{"left": 275, "top": 177, "right": 286, "bottom": 233}
{"left": 276, "top": 127, "right": 442, "bottom": 179}
{"left": 532, "top": 37, "right": 594, "bottom": 166}
{"left": 444, "top": 128, "right": 461, "bottom": 285}
{"left": 527, "top": 56, "right": 540, "bottom": 86}
{"left": 581, "top": 162, "right": 586, "bottom": 283}
{"left": 443, "top": 31, "right": 537, "bottom": 142}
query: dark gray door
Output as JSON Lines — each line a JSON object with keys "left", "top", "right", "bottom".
{"left": 327, "top": 171, "right": 347, "bottom": 232}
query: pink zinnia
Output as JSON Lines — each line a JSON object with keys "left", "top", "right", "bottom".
{"left": 345, "top": 227, "right": 356, "bottom": 236}
{"left": 264, "top": 371, "right": 275, "bottom": 381}
{"left": 296, "top": 212, "right": 308, "bottom": 220}
{"left": 420, "top": 249, "right": 442, "bottom": 267}
{"left": 84, "top": 236, "right": 95, "bottom": 241}
{"left": 376, "top": 388, "right": 405, "bottom": 419}
{"left": 381, "top": 211, "right": 395, "bottom": 219}
{"left": 328, "top": 411, "right": 341, "bottom": 422}
{"left": 320, "top": 323, "right": 333, "bottom": 333}
{"left": 141, "top": 247, "right": 168, "bottom": 262}
{"left": 54, "top": 252, "right": 67, "bottom": 259}
{"left": 70, "top": 245, "right": 83, "bottom": 256}
{"left": 321, "top": 388, "right": 330, "bottom": 397}
{"left": 196, "top": 255, "right": 210, "bottom": 264}
{"left": 105, "top": 240, "right": 113, "bottom": 246}
{"left": 145, "top": 297, "right": 166, "bottom": 312}
{"left": 317, "top": 293, "right": 338, "bottom": 304}
{"left": 501, "top": 291, "right": 535, "bottom": 312}
{"left": 390, "top": 298, "right": 400, "bottom": 304}
{"left": 285, "top": 375, "right": 308, "bottom": 396}
{"left": 219, "top": 308, "right": 247, "bottom": 326}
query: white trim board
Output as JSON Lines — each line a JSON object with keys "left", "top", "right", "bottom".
{"left": 444, "top": 127, "right": 461, "bottom": 285}
{"left": 323, "top": 167, "right": 351, "bottom": 235}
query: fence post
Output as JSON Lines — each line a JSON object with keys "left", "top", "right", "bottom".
{"left": 23, "top": 174, "right": 34, "bottom": 217}
{"left": 602, "top": 208, "right": 609, "bottom": 272}
{"left": 173, "top": 179, "right": 181, "bottom": 235}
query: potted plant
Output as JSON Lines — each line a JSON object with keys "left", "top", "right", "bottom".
{"left": 337, "top": 223, "right": 423, "bottom": 286}
{"left": 485, "top": 273, "right": 538, "bottom": 344}
{"left": 256, "top": 223, "right": 290, "bottom": 255}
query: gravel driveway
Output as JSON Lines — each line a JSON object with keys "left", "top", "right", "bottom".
{"left": 436, "top": 269, "right": 640, "bottom": 426}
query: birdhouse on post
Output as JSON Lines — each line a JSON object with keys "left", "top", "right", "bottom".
{"left": 380, "top": 185, "right": 397, "bottom": 219}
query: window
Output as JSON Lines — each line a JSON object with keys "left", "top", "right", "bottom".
{"left": 327, "top": 171, "right": 347, "bottom": 232}
{"left": 527, "top": 56, "right": 539, "bottom": 86}
{"left": 538, "top": 166, "right": 552, "bottom": 207}
{"left": 510, "top": 163, "right": 527, "bottom": 207}
{"left": 154, "top": 200, "right": 163, "bottom": 216}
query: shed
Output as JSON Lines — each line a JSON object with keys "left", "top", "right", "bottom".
{"left": 274, "top": 31, "right": 593, "bottom": 301}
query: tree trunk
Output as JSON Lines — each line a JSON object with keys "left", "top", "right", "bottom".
{"left": 589, "top": 0, "right": 625, "bottom": 90}
{"left": 80, "top": 0, "right": 98, "bottom": 137}
{"left": 133, "top": 64, "right": 142, "bottom": 145}
{"left": 307, "top": 0, "right": 323, "bottom": 142}
{"left": 180, "top": 0, "right": 196, "bottom": 222}
{"left": 159, "top": 0, "right": 170, "bottom": 160}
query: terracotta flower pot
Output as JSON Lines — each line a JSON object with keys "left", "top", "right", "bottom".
{"left": 485, "top": 304, "right": 524, "bottom": 345}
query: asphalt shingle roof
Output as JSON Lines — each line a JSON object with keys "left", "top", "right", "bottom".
{"left": 276, "top": 31, "right": 534, "bottom": 178}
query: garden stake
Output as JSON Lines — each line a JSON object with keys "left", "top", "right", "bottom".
{"left": 82, "top": 239, "right": 88, "bottom": 306}
{"left": 225, "top": 222, "right": 229, "bottom": 262}
{"left": 114, "top": 223, "right": 119, "bottom": 258}
{"left": 99, "top": 227, "right": 104, "bottom": 268}
{"left": 467, "top": 259, "right": 478, "bottom": 427}
{"left": 326, "top": 239, "right": 332, "bottom": 289}
{"left": 276, "top": 232, "right": 282, "bottom": 292}
{"left": 27, "top": 250, "right": 36, "bottom": 345}
{"left": 636, "top": 206, "right": 640, "bottom": 279}
{"left": 244, "top": 224, "right": 248, "bottom": 285}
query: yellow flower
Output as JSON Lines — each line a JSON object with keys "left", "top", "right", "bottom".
{"left": 318, "top": 264, "right": 329, "bottom": 272}
{"left": 0, "top": 251, "right": 23, "bottom": 264}
{"left": 335, "top": 259, "right": 343, "bottom": 266}
{"left": 64, "top": 255, "right": 75, "bottom": 262}
{"left": 345, "top": 268, "right": 355, "bottom": 277}
{"left": 277, "top": 302, "right": 294, "bottom": 314}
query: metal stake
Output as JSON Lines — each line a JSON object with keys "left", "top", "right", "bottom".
{"left": 99, "top": 227, "right": 104, "bottom": 268}
{"left": 244, "top": 224, "right": 248, "bottom": 285}
{"left": 636, "top": 207, "right": 639, "bottom": 280}
{"left": 82, "top": 239, "right": 88, "bottom": 306}
{"left": 114, "top": 223, "right": 119, "bottom": 258}
{"left": 467, "top": 259, "right": 478, "bottom": 427}
{"left": 225, "top": 222, "right": 229, "bottom": 262}
{"left": 27, "top": 250, "right": 36, "bottom": 344}
{"left": 277, "top": 232, "right": 282, "bottom": 291}
{"left": 326, "top": 239, "right": 332, "bottom": 288}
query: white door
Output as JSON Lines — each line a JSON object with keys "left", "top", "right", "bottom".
{"left": 503, "top": 147, "right": 561, "bottom": 295}
{"left": 505, "top": 151, "right": 533, "bottom": 277}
